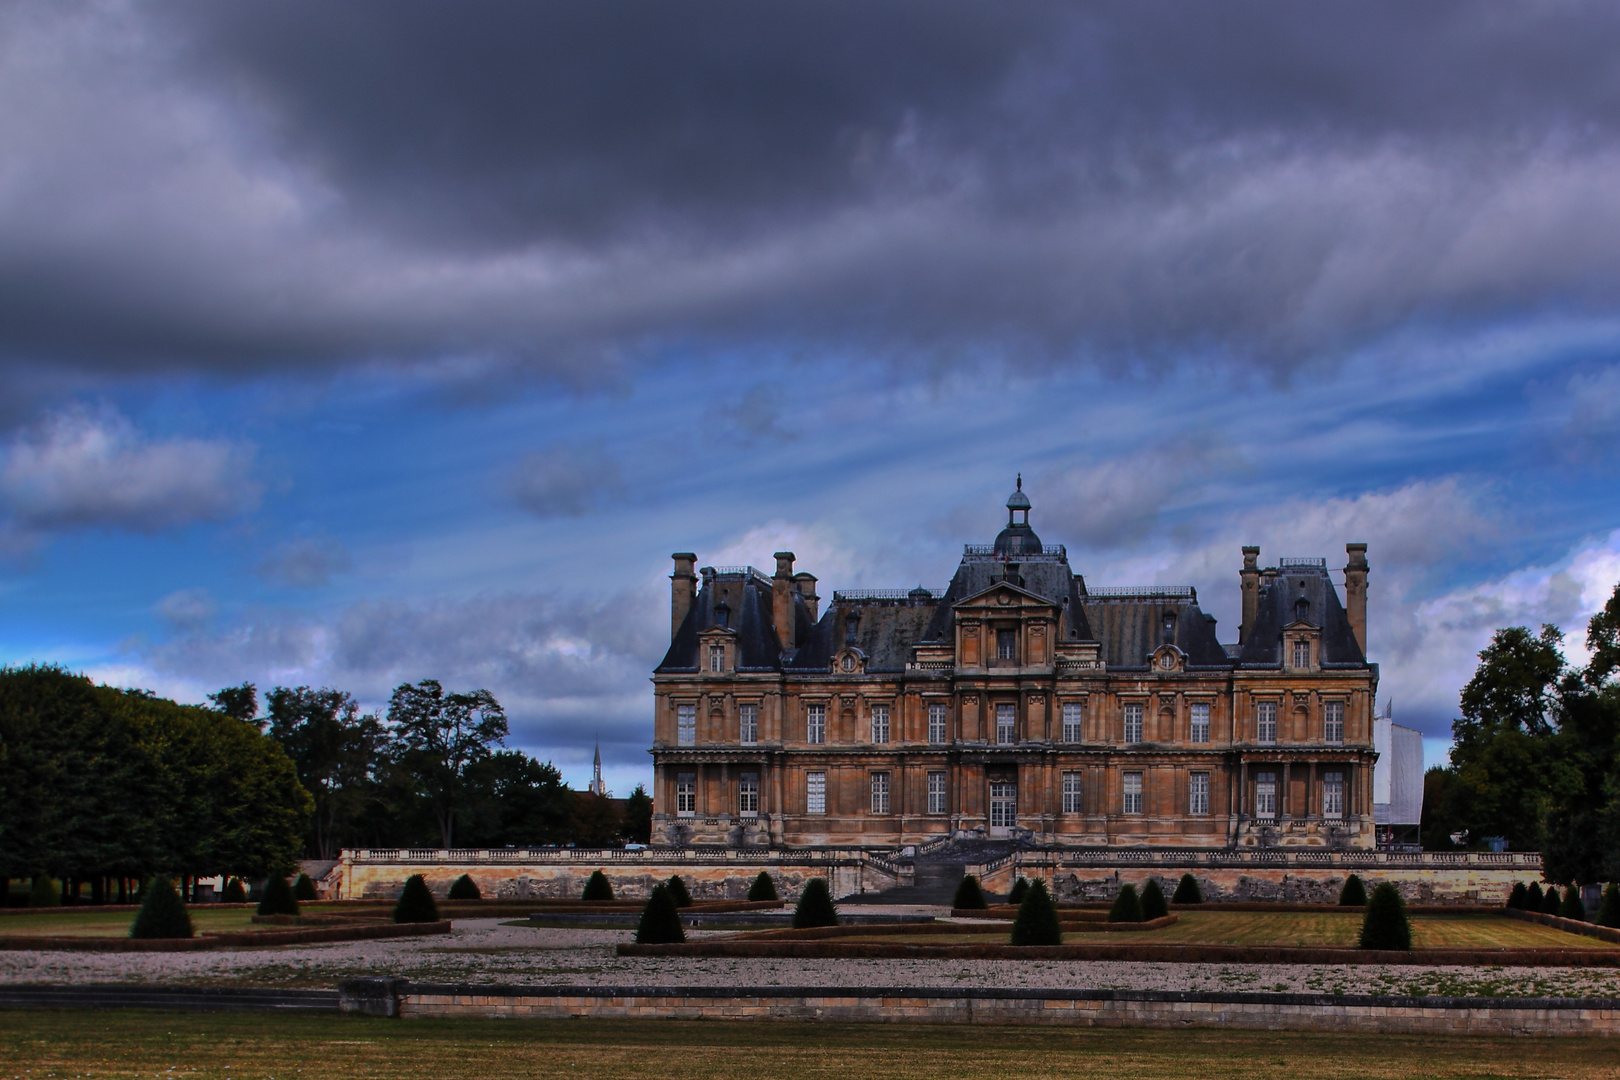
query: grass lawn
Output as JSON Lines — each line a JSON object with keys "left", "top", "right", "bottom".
{"left": 851, "top": 912, "right": 1617, "bottom": 949}
{"left": 0, "top": 908, "right": 319, "bottom": 938}
{"left": 3, "top": 1010, "right": 1619, "bottom": 1079}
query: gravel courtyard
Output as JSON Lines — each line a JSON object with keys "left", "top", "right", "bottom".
{"left": 3, "top": 916, "right": 1619, "bottom": 1000}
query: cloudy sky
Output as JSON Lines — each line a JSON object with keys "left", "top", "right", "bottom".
{"left": 5, "top": 0, "right": 1620, "bottom": 793}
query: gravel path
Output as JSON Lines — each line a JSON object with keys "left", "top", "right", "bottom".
{"left": 2, "top": 918, "right": 1618, "bottom": 1000}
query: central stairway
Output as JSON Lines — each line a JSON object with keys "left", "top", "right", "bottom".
{"left": 838, "top": 838, "right": 1031, "bottom": 905}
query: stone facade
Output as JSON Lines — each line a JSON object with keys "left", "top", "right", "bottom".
{"left": 652, "top": 483, "right": 1381, "bottom": 849}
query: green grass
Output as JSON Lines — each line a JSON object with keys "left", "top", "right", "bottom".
{"left": 0, "top": 908, "right": 327, "bottom": 938}
{"left": 2, "top": 1010, "right": 1618, "bottom": 1079}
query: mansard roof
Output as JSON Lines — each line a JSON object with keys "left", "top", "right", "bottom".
{"left": 1236, "top": 560, "right": 1367, "bottom": 667}
{"left": 1081, "top": 591, "right": 1230, "bottom": 670}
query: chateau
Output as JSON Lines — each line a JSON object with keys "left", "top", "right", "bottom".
{"left": 650, "top": 481, "right": 1378, "bottom": 850}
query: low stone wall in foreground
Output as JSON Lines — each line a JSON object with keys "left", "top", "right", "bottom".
{"left": 336, "top": 980, "right": 1620, "bottom": 1037}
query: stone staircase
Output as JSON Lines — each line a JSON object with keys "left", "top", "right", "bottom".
{"left": 838, "top": 838, "right": 1031, "bottom": 905}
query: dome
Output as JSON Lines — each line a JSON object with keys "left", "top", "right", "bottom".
{"left": 993, "top": 522, "right": 1044, "bottom": 556}
{"left": 1006, "top": 473, "right": 1031, "bottom": 511}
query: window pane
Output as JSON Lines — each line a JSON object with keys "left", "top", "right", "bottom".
{"left": 1062, "top": 702, "right": 1083, "bottom": 743}
{"left": 927, "top": 771, "right": 947, "bottom": 814}
{"left": 739, "top": 703, "right": 757, "bottom": 745}
{"left": 871, "top": 704, "right": 890, "bottom": 744}
{"left": 1293, "top": 639, "right": 1309, "bottom": 668}
{"left": 1323, "top": 771, "right": 1344, "bottom": 818}
{"left": 1123, "top": 703, "right": 1143, "bottom": 744}
{"left": 928, "top": 702, "right": 947, "bottom": 744}
{"left": 870, "top": 772, "right": 890, "bottom": 815}
{"left": 806, "top": 704, "right": 825, "bottom": 745}
{"left": 1256, "top": 702, "right": 1277, "bottom": 744}
{"left": 1255, "top": 771, "right": 1276, "bottom": 818}
{"left": 739, "top": 773, "right": 759, "bottom": 816}
{"left": 1189, "top": 772, "right": 1209, "bottom": 816}
{"left": 1190, "top": 703, "right": 1210, "bottom": 744}
{"left": 989, "top": 781, "right": 1016, "bottom": 827}
{"left": 996, "top": 702, "right": 1016, "bottom": 744}
{"left": 997, "top": 629, "right": 1016, "bottom": 661}
{"left": 676, "top": 772, "right": 696, "bottom": 817}
{"left": 1324, "top": 701, "right": 1344, "bottom": 744}
{"left": 1123, "top": 772, "right": 1143, "bottom": 815}
{"left": 806, "top": 771, "right": 825, "bottom": 815}
{"left": 709, "top": 644, "right": 724, "bottom": 672}
{"left": 1062, "top": 771, "right": 1082, "bottom": 814}
{"left": 677, "top": 704, "right": 696, "bottom": 746}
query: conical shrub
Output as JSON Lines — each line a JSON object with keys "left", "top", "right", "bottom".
{"left": 1596, "top": 883, "right": 1620, "bottom": 929}
{"left": 746, "top": 871, "right": 778, "bottom": 902}
{"left": 953, "top": 874, "right": 988, "bottom": 910}
{"left": 666, "top": 874, "right": 693, "bottom": 908}
{"left": 220, "top": 877, "right": 248, "bottom": 903}
{"left": 634, "top": 883, "right": 685, "bottom": 945}
{"left": 1560, "top": 885, "right": 1587, "bottom": 922}
{"left": 1007, "top": 877, "right": 1030, "bottom": 905}
{"left": 792, "top": 877, "right": 839, "bottom": 929}
{"left": 293, "top": 873, "right": 318, "bottom": 901}
{"left": 1358, "top": 882, "right": 1411, "bottom": 950}
{"left": 1541, "top": 885, "right": 1564, "bottom": 915}
{"left": 581, "top": 870, "right": 615, "bottom": 901}
{"left": 447, "top": 874, "right": 481, "bottom": 900}
{"left": 1107, "top": 883, "right": 1143, "bottom": 923}
{"left": 1009, "top": 878, "right": 1062, "bottom": 946}
{"left": 1338, "top": 874, "right": 1367, "bottom": 906}
{"left": 28, "top": 876, "right": 60, "bottom": 908}
{"left": 1506, "top": 882, "right": 1528, "bottom": 910}
{"left": 1140, "top": 879, "right": 1169, "bottom": 920}
{"left": 257, "top": 874, "right": 299, "bottom": 916}
{"left": 129, "top": 877, "right": 193, "bottom": 940}
{"left": 393, "top": 874, "right": 440, "bottom": 923}
{"left": 1171, "top": 873, "right": 1203, "bottom": 904}
{"left": 1526, "top": 882, "right": 1544, "bottom": 911}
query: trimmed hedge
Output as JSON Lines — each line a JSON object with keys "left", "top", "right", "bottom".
{"left": 1526, "top": 882, "right": 1544, "bottom": 911}
{"left": 746, "top": 871, "right": 778, "bottom": 903}
{"left": 221, "top": 877, "right": 248, "bottom": 904}
{"left": 1541, "top": 885, "right": 1564, "bottom": 916}
{"left": 1338, "top": 874, "right": 1367, "bottom": 906}
{"left": 28, "top": 876, "right": 59, "bottom": 908}
{"left": 129, "top": 877, "right": 193, "bottom": 940}
{"left": 256, "top": 875, "right": 299, "bottom": 917}
{"left": 1006, "top": 877, "right": 1030, "bottom": 905}
{"left": 581, "top": 870, "right": 615, "bottom": 902}
{"left": 666, "top": 875, "right": 693, "bottom": 908}
{"left": 953, "top": 874, "right": 988, "bottom": 910}
{"left": 293, "top": 873, "right": 318, "bottom": 902}
{"left": 1140, "top": 879, "right": 1169, "bottom": 920}
{"left": 1107, "top": 884, "right": 1144, "bottom": 924}
{"left": 1560, "top": 886, "right": 1587, "bottom": 922}
{"left": 634, "top": 883, "right": 685, "bottom": 945}
{"left": 1009, "top": 878, "right": 1062, "bottom": 947}
{"left": 1171, "top": 873, "right": 1203, "bottom": 904}
{"left": 393, "top": 874, "right": 440, "bottom": 924}
{"left": 1597, "top": 883, "right": 1620, "bottom": 929}
{"left": 1506, "top": 882, "right": 1528, "bottom": 910}
{"left": 447, "top": 874, "right": 481, "bottom": 900}
{"left": 792, "top": 877, "right": 839, "bottom": 929}
{"left": 1358, "top": 882, "right": 1411, "bottom": 950}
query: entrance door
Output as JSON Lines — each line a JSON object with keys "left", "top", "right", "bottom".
{"left": 988, "top": 781, "right": 1017, "bottom": 837}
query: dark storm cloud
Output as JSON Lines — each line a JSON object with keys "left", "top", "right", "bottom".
{"left": 7, "top": 0, "right": 1620, "bottom": 383}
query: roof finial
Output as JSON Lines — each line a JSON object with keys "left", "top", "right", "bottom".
{"left": 1016, "top": 472, "right": 1022, "bottom": 491}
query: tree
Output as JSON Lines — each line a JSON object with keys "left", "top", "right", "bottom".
{"left": 581, "top": 870, "right": 614, "bottom": 901}
{"left": 1338, "top": 874, "right": 1367, "bottom": 906}
{"left": 635, "top": 884, "right": 685, "bottom": 944}
{"left": 953, "top": 874, "right": 988, "bottom": 910}
{"left": 293, "top": 873, "right": 318, "bottom": 901}
{"left": 570, "top": 791, "right": 623, "bottom": 848}
{"left": 1597, "top": 883, "right": 1620, "bottom": 928}
{"left": 621, "top": 784, "right": 654, "bottom": 845}
{"left": 257, "top": 875, "right": 299, "bottom": 917}
{"left": 1140, "top": 879, "right": 1168, "bottom": 920}
{"left": 1560, "top": 885, "right": 1587, "bottom": 921}
{"left": 459, "top": 752, "right": 571, "bottom": 847}
{"left": 1009, "top": 878, "right": 1062, "bottom": 946}
{"left": 1007, "top": 877, "right": 1030, "bottom": 905}
{"left": 448, "top": 874, "right": 481, "bottom": 900}
{"left": 1541, "top": 886, "right": 1563, "bottom": 915}
{"left": 665, "top": 874, "right": 693, "bottom": 907}
{"left": 387, "top": 680, "right": 508, "bottom": 848}
{"left": 1107, "top": 883, "right": 1143, "bottom": 923}
{"left": 746, "top": 871, "right": 778, "bottom": 902}
{"left": 261, "top": 686, "right": 386, "bottom": 860}
{"left": 129, "top": 877, "right": 193, "bottom": 940}
{"left": 209, "top": 683, "right": 260, "bottom": 727}
{"left": 1526, "top": 882, "right": 1544, "bottom": 911}
{"left": 1171, "top": 873, "right": 1203, "bottom": 904}
{"left": 393, "top": 874, "right": 440, "bottom": 923}
{"left": 1506, "top": 882, "right": 1528, "bottom": 910}
{"left": 1359, "top": 882, "right": 1411, "bottom": 950}
{"left": 792, "top": 877, "right": 839, "bottom": 929}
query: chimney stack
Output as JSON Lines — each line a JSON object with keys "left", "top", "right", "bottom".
{"left": 773, "top": 552, "right": 796, "bottom": 653}
{"left": 670, "top": 553, "right": 698, "bottom": 642}
{"left": 1344, "top": 543, "right": 1369, "bottom": 655}
{"left": 793, "top": 572, "right": 819, "bottom": 622}
{"left": 1238, "top": 546, "right": 1261, "bottom": 645}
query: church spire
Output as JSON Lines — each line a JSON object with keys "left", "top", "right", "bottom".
{"left": 589, "top": 739, "right": 605, "bottom": 796}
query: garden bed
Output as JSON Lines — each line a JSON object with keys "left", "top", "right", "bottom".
{"left": 0, "top": 919, "right": 451, "bottom": 952}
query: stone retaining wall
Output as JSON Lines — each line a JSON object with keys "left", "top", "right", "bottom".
{"left": 352, "top": 981, "right": 1620, "bottom": 1036}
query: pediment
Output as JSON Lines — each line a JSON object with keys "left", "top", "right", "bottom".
{"left": 953, "top": 581, "right": 1058, "bottom": 612}
{"left": 1282, "top": 618, "right": 1319, "bottom": 631}
{"left": 697, "top": 625, "right": 739, "bottom": 639}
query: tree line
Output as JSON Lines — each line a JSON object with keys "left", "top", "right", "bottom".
{"left": 0, "top": 665, "right": 652, "bottom": 900}
{"left": 1423, "top": 582, "right": 1620, "bottom": 889}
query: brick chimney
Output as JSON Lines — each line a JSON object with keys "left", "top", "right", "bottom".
{"left": 1238, "top": 546, "right": 1261, "bottom": 644}
{"left": 1344, "top": 543, "right": 1369, "bottom": 655}
{"left": 793, "top": 572, "right": 819, "bottom": 622}
{"left": 670, "top": 553, "right": 697, "bottom": 642}
{"left": 773, "top": 552, "right": 796, "bottom": 653}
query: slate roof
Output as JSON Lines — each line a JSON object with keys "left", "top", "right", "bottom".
{"left": 1236, "top": 564, "right": 1367, "bottom": 667}
{"left": 1081, "top": 596, "right": 1230, "bottom": 670}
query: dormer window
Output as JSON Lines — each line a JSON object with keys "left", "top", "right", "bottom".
{"left": 1295, "top": 597, "right": 1310, "bottom": 624}
{"left": 714, "top": 603, "right": 729, "bottom": 629}
{"left": 1292, "top": 639, "right": 1309, "bottom": 668}
{"left": 709, "top": 644, "right": 724, "bottom": 672}
{"left": 1161, "top": 610, "right": 1176, "bottom": 642}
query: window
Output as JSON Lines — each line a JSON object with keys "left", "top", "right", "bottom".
{"left": 996, "top": 629, "right": 1017, "bottom": 661}
{"left": 806, "top": 703, "right": 825, "bottom": 745}
{"left": 1122, "top": 772, "right": 1143, "bottom": 815}
{"left": 1324, "top": 701, "right": 1344, "bottom": 744}
{"left": 928, "top": 702, "right": 947, "bottom": 744}
{"left": 1123, "top": 703, "right": 1143, "bottom": 744}
{"left": 845, "top": 615, "right": 859, "bottom": 642}
{"left": 870, "top": 703, "right": 890, "bottom": 744}
{"left": 1255, "top": 771, "right": 1277, "bottom": 819}
{"left": 806, "top": 771, "right": 826, "bottom": 815}
{"left": 995, "top": 702, "right": 1016, "bottom": 745}
{"left": 1256, "top": 701, "right": 1277, "bottom": 744}
{"left": 739, "top": 703, "right": 758, "bottom": 746}
{"left": 676, "top": 773, "right": 696, "bottom": 817}
{"left": 1292, "top": 639, "right": 1310, "bottom": 668}
{"left": 1190, "top": 702, "right": 1210, "bottom": 744}
{"left": 1062, "top": 772, "right": 1083, "bottom": 814}
{"left": 1062, "top": 702, "right": 1083, "bottom": 743}
{"left": 927, "top": 771, "right": 947, "bottom": 814}
{"left": 1322, "top": 771, "right": 1344, "bottom": 819}
{"left": 677, "top": 704, "right": 696, "bottom": 746}
{"left": 738, "top": 773, "right": 759, "bottom": 817}
{"left": 1189, "top": 772, "right": 1210, "bottom": 816}
{"left": 709, "top": 644, "right": 724, "bottom": 672}
{"left": 989, "top": 781, "right": 1017, "bottom": 827}
{"left": 870, "top": 772, "right": 890, "bottom": 814}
